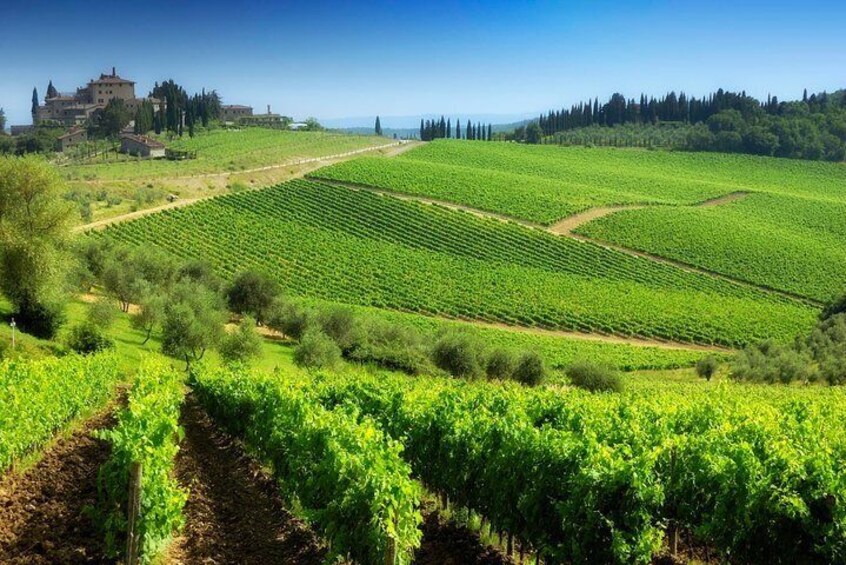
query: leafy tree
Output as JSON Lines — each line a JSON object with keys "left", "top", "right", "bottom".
{"left": 525, "top": 122, "right": 543, "bottom": 144}
{"left": 0, "top": 108, "right": 6, "bottom": 133}
{"left": 131, "top": 292, "right": 165, "bottom": 344}
{"left": 696, "top": 355, "right": 720, "bottom": 381}
{"left": 95, "top": 98, "right": 132, "bottom": 138}
{"left": 219, "top": 316, "right": 263, "bottom": 365}
{"left": 226, "top": 270, "right": 280, "bottom": 324}
{"left": 375, "top": 116, "right": 382, "bottom": 136}
{"left": 161, "top": 282, "right": 226, "bottom": 369}
{"left": 303, "top": 117, "right": 324, "bottom": 131}
{"left": 0, "top": 156, "right": 74, "bottom": 337}
{"left": 266, "top": 299, "right": 315, "bottom": 340}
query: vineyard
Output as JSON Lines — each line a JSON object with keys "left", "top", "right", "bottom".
{"left": 61, "top": 129, "right": 392, "bottom": 181}
{"left": 578, "top": 191, "right": 846, "bottom": 303}
{"left": 314, "top": 139, "right": 846, "bottom": 225}
{"left": 190, "top": 363, "right": 846, "bottom": 564}
{"left": 93, "top": 179, "right": 816, "bottom": 347}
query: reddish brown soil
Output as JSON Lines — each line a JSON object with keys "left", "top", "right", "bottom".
{"left": 0, "top": 410, "right": 115, "bottom": 564}
{"left": 169, "top": 397, "right": 325, "bottom": 564}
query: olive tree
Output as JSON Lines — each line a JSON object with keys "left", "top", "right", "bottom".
{"left": 161, "top": 282, "right": 225, "bottom": 369}
{"left": 0, "top": 156, "right": 75, "bottom": 337}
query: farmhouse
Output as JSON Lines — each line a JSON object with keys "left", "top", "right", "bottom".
{"left": 220, "top": 105, "right": 253, "bottom": 124}
{"left": 120, "top": 133, "right": 165, "bottom": 158}
{"left": 56, "top": 126, "right": 87, "bottom": 152}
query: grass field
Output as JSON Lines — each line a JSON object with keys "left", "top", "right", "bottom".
{"left": 59, "top": 128, "right": 401, "bottom": 225}
{"left": 93, "top": 179, "right": 816, "bottom": 347}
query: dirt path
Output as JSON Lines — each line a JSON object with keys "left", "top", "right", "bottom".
{"left": 74, "top": 141, "right": 420, "bottom": 233}
{"left": 548, "top": 191, "right": 748, "bottom": 235}
{"left": 169, "top": 397, "right": 325, "bottom": 565}
{"left": 0, "top": 410, "right": 115, "bottom": 564}
{"left": 548, "top": 205, "right": 647, "bottom": 235}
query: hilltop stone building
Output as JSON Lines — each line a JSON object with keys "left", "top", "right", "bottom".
{"left": 220, "top": 104, "right": 253, "bottom": 123}
{"left": 33, "top": 68, "right": 163, "bottom": 128}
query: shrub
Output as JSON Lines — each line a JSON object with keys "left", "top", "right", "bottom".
{"left": 567, "top": 361, "right": 623, "bottom": 393}
{"left": 821, "top": 294, "right": 846, "bottom": 321}
{"left": 731, "top": 341, "right": 819, "bottom": 384}
{"left": 486, "top": 348, "right": 516, "bottom": 380}
{"left": 67, "top": 322, "right": 114, "bottom": 354}
{"left": 696, "top": 355, "right": 720, "bottom": 381}
{"left": 15, "top": 299, "right": 66, "bottom": 340}
{"left": 513, "top": 351, "right": 547, "bottom": 386}
{"left": 293, "top": 330, "right": 342, "bottom": 369}
{"left": 86, "top": 299, "right": 118, "bottom": 330}
{"left": 219, "top": 317, "right": 263, "bottom": 365}
{"left": 319, "top": 307, "right": 360, "bottom": 353}
{"left": 346, "top": 317, "right": 431, "bottom": 375}
{"left": 431, "top": 333, "right": 483, "bottom": 378}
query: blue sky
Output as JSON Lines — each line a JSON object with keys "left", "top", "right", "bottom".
{"left": 2, "top": 0, "right": 845, "bottom": 127}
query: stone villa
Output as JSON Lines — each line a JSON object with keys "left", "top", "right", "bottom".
{"left": 33, "top": 68, "right": 163, "bottom": 128}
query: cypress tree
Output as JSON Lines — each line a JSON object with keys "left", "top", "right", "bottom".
{"left": 446, "top": 118, "right": 451, "bottom": 138}
{"left": 31, "top": 87, "right": 39, "bottom": 119}
{"left": 419, "top": 119, "right": 424, "bottom": 140}
{"left": 375, "top": 115, "right": 382, "bottom": 136}
{"left": 487, "top": 124, "right": 492, "bottom": 141}
{"left": 466, "top": 119, "right": 472, "bottom": 140}
{"left": 456, "top": 120, "right": 461, "bottom": 139}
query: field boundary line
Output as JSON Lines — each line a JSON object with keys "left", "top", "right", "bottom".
{"left": 74, "top": 142, "right": 418, "bottom": 233}
{"left": 309, "top": 179, "right": 820, "bottom": 307}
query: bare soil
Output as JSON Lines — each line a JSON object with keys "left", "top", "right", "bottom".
{"left": 169, "top": 397, "right": 325, "bottom": 565}
{"left": 0, "top": 410, "right": 115, "bottom": 564}
{"left": 415, "top": 510, "right": 513, "bottom": 565}
{"left": 548, "top": 204, "right": 647, "bottom": 235}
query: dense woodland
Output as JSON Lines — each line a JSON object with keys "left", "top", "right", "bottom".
{"left": 526, "top": 88, "right": 846, "bottom": 161}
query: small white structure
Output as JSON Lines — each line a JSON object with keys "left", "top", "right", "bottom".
{"left": 120, "top": 133, "right": 165, "bottom": 158}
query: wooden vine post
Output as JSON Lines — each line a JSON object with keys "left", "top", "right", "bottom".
{"left": 384, "top": 536, "right": 397, "bottom": 565}
{"left": 125, "top": 461, "right": 143, "bottom": 565}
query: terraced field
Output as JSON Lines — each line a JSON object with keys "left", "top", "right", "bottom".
{"left": 95, "top": 179, "right": 815, "bottom": 348}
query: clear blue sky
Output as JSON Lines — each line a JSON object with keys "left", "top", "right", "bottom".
{"left": 2, "top": 0, "right": 845, "bottom": 127}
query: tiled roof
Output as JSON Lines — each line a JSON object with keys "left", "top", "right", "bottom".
{"left": 120, "top": 133, "right": 165, "bottom": 149}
